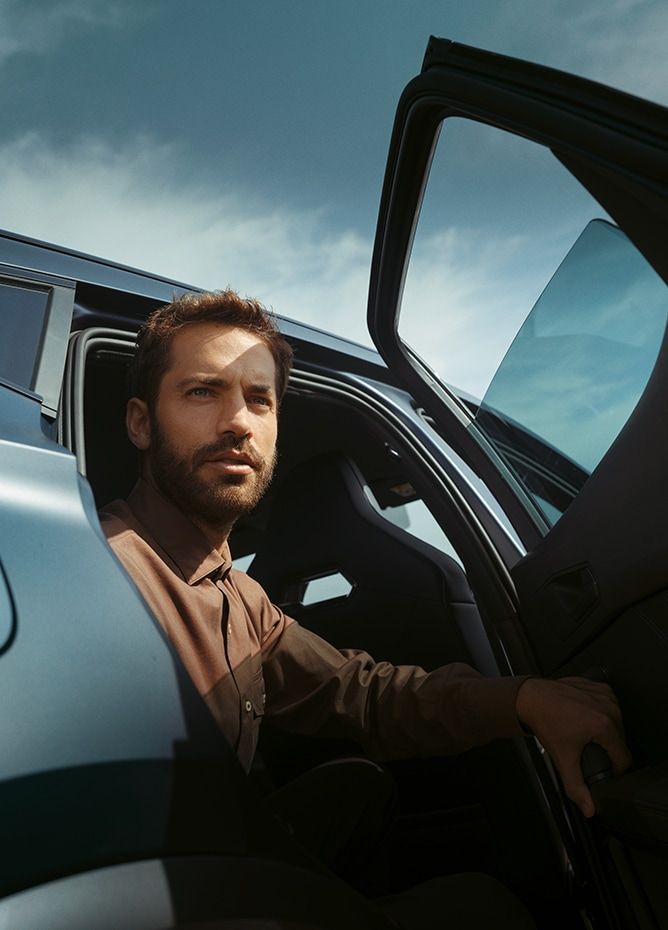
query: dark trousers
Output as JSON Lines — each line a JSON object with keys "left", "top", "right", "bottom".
{"left": 265, "top": 756, "right": 398, "bottom": 895}
{"left": 263, "top": 758, "right": 536, "bottom": 929}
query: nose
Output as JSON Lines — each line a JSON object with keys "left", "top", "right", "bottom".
{"left": 216, "top": 390, "right": 252, "bottom": 440}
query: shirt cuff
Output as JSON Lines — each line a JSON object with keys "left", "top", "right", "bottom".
{"left": 457, "top": 672, "right": 534, "bottom": 743}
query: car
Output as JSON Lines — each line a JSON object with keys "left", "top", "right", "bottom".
{"left": 0, "top": 36, "right": 666, "bottom": 930}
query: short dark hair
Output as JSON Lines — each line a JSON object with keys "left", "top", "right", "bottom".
{"left": 128, "top": 289, "right": 294, "bottom": 409}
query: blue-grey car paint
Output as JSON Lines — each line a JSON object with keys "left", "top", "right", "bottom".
{"left": 0, "top": 375, "right": 262, "bottom": 897}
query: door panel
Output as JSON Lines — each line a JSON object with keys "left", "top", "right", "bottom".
{"left": 369, "top": 37, "right": 668, "bottom": 928}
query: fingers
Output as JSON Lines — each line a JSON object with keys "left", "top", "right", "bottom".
{"left": 556, "top": 678, "right": 627, "bottom": 740}
{"left": 579, "top": 704, "right": 631, "bottom": 776}
{"left": 558, "top": 735, "right": 629, "bottom": 816}
{"left": 551, "top": 744, "right": 596, "bottom": 817}
{"left": 598, "top": 732, "right": 632, "bottom": 776}
{"left": 568, "top": 778, "right": 596, "bottom": 819}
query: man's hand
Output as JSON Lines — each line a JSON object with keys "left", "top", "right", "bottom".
{"left": 516, "top": 677, "right": 632, "bottom": 818}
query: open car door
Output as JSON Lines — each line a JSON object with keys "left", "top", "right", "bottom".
{"left": 368, "top": 38, "right": 668, "bottom": 930}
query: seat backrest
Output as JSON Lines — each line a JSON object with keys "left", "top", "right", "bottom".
{"left": 83, "top": 351, "right": 138, "bottom": 509}
{"left": 249, "top": 453, "right": 480, "bottom": 671}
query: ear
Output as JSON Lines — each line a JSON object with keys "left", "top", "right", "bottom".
{"left": 126, "top": 397, "right": 151, "bottom": 451}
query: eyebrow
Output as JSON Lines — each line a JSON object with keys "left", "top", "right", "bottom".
{"left": 245, "top": 382, "right": 275, "bottom": 397}
{"left": 176, "top": 375, "right": 275, "bottom": 395}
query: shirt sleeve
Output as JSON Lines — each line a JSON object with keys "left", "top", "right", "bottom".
{"left": 259, "top": 614, "right": 527, "bottom": 761}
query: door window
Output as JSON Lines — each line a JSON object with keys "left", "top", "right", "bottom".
{"left": 398, "top": 118, "right": 668, "bottom": 528}
{"left": 476, "top": 219, "right": 667, "bottom": 525}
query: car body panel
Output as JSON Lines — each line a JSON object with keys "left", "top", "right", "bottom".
{"left": 0, "top": 352, "right": 372, "bottom": 922}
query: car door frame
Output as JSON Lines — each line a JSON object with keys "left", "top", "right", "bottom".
{"left": 368, "top": 37, "right": 668, "bottom": 930}
{"left": 368, "top": 36, "right": 668, "bottom": 554}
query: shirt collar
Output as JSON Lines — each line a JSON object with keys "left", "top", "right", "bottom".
{"left": 126, "top": 478, "right": 232, "bottom": 585}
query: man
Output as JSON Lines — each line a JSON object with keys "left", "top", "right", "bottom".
{"left": 101, "top": 290, "right": 630, "bottom": 926}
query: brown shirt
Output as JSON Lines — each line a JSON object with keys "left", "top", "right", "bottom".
{"left": 101, "top": 479, "right": 526, "bottom": 772}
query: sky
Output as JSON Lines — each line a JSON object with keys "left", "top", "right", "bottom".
{"left": 1, "top": 0, "right": 667, "bottom": 398}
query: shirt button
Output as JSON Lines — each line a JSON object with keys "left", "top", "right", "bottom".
{"left": 245, "top": 700, "right": 252, "bottom": 713}
{"left": 227, "top": 624, "right": 232, "bottom": 637}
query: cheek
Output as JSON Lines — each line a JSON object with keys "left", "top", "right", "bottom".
{"left": 256, "top": 418, "right": 278, "bottom": 454}
{"left": 169, "top": 399, "right": 213, "bottom": 432}
{"left": 154, "top": 407, "right": 209, "bottom": 457}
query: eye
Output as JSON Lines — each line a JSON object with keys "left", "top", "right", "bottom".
{"left": 248, "top": 395, "right": 272, "bottom": 408}
{"left": 188, "top": 386, "right": 212, "bottom": 398}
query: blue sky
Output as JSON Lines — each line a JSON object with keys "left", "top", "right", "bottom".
{"left": 1, "top": 0, "right": 666, "bottom": 396}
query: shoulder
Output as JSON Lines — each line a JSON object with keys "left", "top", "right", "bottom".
{"left": 99, "top": 498, "right": 136, "bottom": 543}
{"left": 227, "top": 568, "right": 293, "bottom": 645}
{"left": 98, "top": 498, "right": 161, "bottom": 572}
{"left": 229, "top": 566, "right": 274, "bottom": 611}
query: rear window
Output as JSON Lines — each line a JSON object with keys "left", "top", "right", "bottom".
{"left": 0, "top": 282, "right": 50, "bottom": 392}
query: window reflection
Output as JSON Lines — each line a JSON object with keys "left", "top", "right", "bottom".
{"left": 476, "top": 220, "right": 667, "bottom": 524}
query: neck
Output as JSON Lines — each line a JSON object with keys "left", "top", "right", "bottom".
{"left": 189, "top": 514, "right": 234, "bottom": 555}
{"left": 142, "top": 463, "right": 233, "bottom": 556}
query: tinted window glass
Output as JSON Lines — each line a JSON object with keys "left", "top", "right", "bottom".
{"left": 0, "top": 282, "right": 50, "bottom": 391}
{"left": 399, "top": 118, "right": 606, "bottom": 401}
{"left": 476, "top": 220, "right": 667, "bottom": 525}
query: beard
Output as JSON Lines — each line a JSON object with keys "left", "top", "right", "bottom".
{"left": 148, "top": 417, "right": 277, "bottom": 531}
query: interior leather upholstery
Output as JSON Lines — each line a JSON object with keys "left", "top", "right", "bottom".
{"left": 249, "top": 453, "right": 479, "bottom": 672}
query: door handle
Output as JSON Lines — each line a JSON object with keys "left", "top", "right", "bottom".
{"left": 582, "top": 742, "right": 613, "bottom": 786}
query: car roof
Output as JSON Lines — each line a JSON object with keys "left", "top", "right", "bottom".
{"left": 0, "top": 226, "right": 387, "bottom": 376}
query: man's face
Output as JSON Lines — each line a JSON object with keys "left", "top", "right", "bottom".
{"left": 137, "top": 323, "right": 279, "bottom": 531}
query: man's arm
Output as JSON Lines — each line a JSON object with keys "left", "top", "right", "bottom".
{"left": 244, "top": 572, "right": 632, "bottom": 812}
{"left": 260, "top": 621, "right": 528, "bottom": 757}
{"left": 263, "top": 622, "right": 632, "bottom": 816}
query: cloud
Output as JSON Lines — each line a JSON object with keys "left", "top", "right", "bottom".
{"left": 562, "top": 0, "right": 668, "bottom": 103}
{"left": 399, "top": 227, "right": 554, "bottom": 398}
{"left": 0, "top": 132, "right": 375, "bottom": 344}
{"left": 0, "top": 132, "right": 550, "bottom": 397}
{"left": 0, "top": 0, "right": 132, "bottom": 64}
{"left": 493, "top": 0, "right": 668, "bottom": 105}
{"left": 0, "top": 130, "right": 624, "bottom": 404}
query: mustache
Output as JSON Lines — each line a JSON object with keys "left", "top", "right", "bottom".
{"left": 191, "top": 434, "right": 263, "bottom": 470}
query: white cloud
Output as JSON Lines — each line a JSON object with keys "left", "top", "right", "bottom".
{"left": 0, "top": 132, "right": 375, "bottom": 344}
{"left": 399, "top": 227, "right": 552, "bottom": 398}
{"left": 563, "top": 0, "right": 668, "bottom": 104}
{"left": 0, "top": 131, "right": 638, "bottom": 405}
{"left": 0, "top": 0, "right": 132, "bottom": 64}
{"left": 495, "top": 0, "right": 668, "bottom": 105}
{"left": 1, "top": 132, "right": 538, "bottom": 397}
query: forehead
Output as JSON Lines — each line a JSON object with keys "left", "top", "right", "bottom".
{"left": 166, "top": 323, "right": 277, "bottom": 384}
